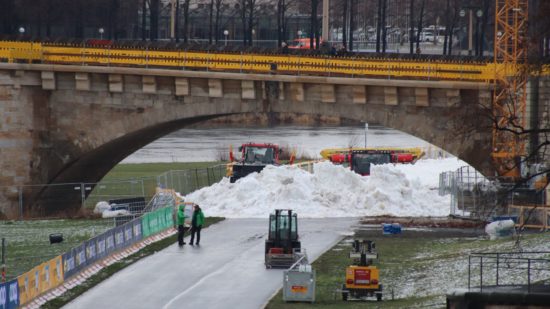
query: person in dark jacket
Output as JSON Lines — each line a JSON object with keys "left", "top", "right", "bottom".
{"left": 190, "top": 204, "right": 205, "bottom": 245}
{"left": 177, "top": 205, "right": 187, "bottom": 247}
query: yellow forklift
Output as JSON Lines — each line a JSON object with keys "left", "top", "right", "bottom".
{"left": 342, "top": 240, "right": 383, "bottom": 301}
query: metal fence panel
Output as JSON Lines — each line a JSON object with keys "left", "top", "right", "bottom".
{"left": 0, "top": 279, "right": 19, "bottom": 309}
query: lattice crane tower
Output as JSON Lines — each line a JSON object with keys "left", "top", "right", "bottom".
{"left": 492, "top": 0, "right": 529, "bottom": 178}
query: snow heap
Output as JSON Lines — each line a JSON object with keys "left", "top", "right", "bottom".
{"left": 185, "top": 158, "right": 466, "bottom": 218}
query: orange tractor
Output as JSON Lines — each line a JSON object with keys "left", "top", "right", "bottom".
{"left": 229, "top": 143, "right": 291, "bottom": 183}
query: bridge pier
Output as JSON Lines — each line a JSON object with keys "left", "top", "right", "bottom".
{"left": 0, "top": 63, "right": 500, "bottom": 217}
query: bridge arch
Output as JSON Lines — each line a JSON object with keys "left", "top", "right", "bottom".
{"left": 0, "top": 64, "right": 494, "bottom": 216}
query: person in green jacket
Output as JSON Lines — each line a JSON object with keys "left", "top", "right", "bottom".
{"left": 177, "top": 205, "right": 187, "bottom": 247}
{"left": 190, "top": 204, "right": 205, "bottom": 246}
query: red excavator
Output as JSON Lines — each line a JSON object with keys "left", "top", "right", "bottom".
{"left": 327, "top": 148, "right": 422, "bottom": 176}
{"left": 228, "top": 143, "right": 288, "bottom": 183}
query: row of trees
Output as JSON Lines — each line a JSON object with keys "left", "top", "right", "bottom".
{"left": 0, "top": 0, "right": 548, "bottom": 56}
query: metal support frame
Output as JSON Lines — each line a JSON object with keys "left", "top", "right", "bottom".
{"left": 492, "top": 0, "right": 529, "bottom": 177}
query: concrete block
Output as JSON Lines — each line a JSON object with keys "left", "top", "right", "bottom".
{"left": 108, "top": 74, "right": 123, "bottom": 93}
{"left": 279, "top": 82, "right": 285, "bottom": 100}
{"left": 75, "top": 73, "right": 90, "bottom": 91}
{"left": 142, "top": 76, "right": 157, "bottom": 94}
{"left": 178, "top": 77, "right": 193, "bottom": 96}
{"left": 384, "top": 87, "right": 398, "bottom": 105}
{"left": 446, "top": 89, "right": 460, "bottom": 106}
{"left": 415, "top": 88, "right": 429, "bottom": 106}
{"left": 241, "top": 80, "right": 255, "bottom": 99}
{"left": 290, "top": 83, "right": 304, "bottom": 102}
{"left": 352, "top": 85, "right": 367, "bottom": 104}
{"left": 208, "top": 79, "right": 223, "bottom": 98}
{"left": 41, "top": 71, "right": 56, "bottom": 90}
{"left": 321, "top": 84, "right": 335, "bottom": 103}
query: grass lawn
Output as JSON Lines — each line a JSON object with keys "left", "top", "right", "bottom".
{"left": 266, "top": 227, "right": 550, "bottom": 309}
{"left": 1, "top": 219, "right": 114, "bottom": 281}
{"left": 101, "top": 162, "right": 225, "bottom": 180}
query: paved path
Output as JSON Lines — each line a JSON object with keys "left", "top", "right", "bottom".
{"left": 63, "top": 218, "right": 357, "bottom": 309}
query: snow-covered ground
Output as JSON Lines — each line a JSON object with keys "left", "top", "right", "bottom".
{"left": 185, "top": 158, "right": 466, "bottom": 218}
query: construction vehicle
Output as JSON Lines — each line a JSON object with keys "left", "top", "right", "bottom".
{"left": 324, "top": 148, "right": 423, "bottom": 176}
{"left": 265, "top": 209, "right": 301, "bottom": 269}
{"left": 342, "top": 240, "right": 383, "bottom": 301}
{"left": 229, "top": 143, "right": 288, "bottom": 183}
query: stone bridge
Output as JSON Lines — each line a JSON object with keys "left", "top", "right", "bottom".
{"left": 0, "top": 63, "right": 497, "bottom": 216}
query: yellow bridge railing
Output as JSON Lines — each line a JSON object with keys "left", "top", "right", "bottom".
{"left": 0, "top": 40, "right": 541, "bottom": 82}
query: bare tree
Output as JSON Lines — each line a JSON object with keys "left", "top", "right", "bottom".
{"left": 214, "top": 0, "right": 224, "bottom": 43}
{"left": 277, "top": 0, "right": 293, "bottom": 46}
{"left": 409, "top": 0, "right": 415, "bottom": 54}
{"left": 150, "top": 0, "right": 159, "bottom": 40}
{"left": 415, "top": 0, "right": 425, "bottom": 53}
{"left": 310, "top": 0, "right": 319, "bottom": 49}
{"left": 181, "top": 0, "right": 191, "bottom": 43}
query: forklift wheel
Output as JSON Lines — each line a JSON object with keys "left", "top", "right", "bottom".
{"left": 342, "top": 284, "right": 348, "bottom": 301}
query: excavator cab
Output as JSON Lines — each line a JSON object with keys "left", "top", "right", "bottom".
{"left": 265, "top": 209, "right": 301, "bottom": 268}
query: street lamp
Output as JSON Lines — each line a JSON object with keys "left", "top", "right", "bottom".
{"left": 98, "top": 28, "right": 105, "bottom": 39}
{"left": 460, "top": 7, "right": 483, "bottom": 56}
{"left": 297, "top": 30, "right": 303, "bottom": 38}
{"left": 18, "top": 27, "right": 25, "bottom": 35}
{"left": 223, "top": 30, "right": 229, "bottom": 46}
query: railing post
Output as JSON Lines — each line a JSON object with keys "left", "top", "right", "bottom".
{"left": 527, "top": 259, "right": 531, "bottom": 293}
{"left": 194, "top": 169, "right": 199, "bottom": 191}
{"left": 496, "top": 253, "right": 499, "bottom": 286}
{"left": 480, "top": 256, "right": 483, "bottom": 292}
{"left": 468, "top": 255, "right": 471, "bottom": 290}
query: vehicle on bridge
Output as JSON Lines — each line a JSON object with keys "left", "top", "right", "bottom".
{"left": 265, "top": 209, "right": 301, "bottom": 268}
{"left": 322, "top": 147, "right": 423, "bottom": 176}
{"left": 228, "top": 143, "right": 288, "bottom": 183}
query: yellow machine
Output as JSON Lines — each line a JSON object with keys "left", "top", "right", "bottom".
{"left": 342, "top": 240, "right": 382, "bottom": 301}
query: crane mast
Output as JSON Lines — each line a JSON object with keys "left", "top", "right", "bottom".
{"left": 492, "top": 0, "right": 529, "bottom": 178}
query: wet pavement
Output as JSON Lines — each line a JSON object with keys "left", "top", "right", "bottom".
{"left": 63, "top": 218, "right": 357, "bottom": 309}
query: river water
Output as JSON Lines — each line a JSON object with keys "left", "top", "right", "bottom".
{"left": 123, "top": 125, "right": 435, "bottom": 163}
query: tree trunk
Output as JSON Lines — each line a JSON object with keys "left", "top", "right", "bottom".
{"left": 478, "top": 0, "right": 491, "bottom": 56}
{"left": 241, "top": 0, "right": 247, "bottom": 45}
{"left": 108, "top": 0, "right": 119, "bottom": 40}
{"left": 349, "top": 0, "right": 356, "bottom": 51}
{"left": 183, "top": 0, "right": 190, "bottom": 43}
{"left": 75, "top": 2, "right": 84, "bottom": 39}
{"left": 376, "top": 0, "right": 382, "bottom": 53}
{"left": 342, "top": 0, "right": 348, "bottom": 48}
{"left": 381, "top": 0, "right": 387, "bottom": 53}
{"left": 409, "top": 0, "right": 415, "bottom": 54}
{"left": 443, "top": 0, "right": 450, "bottom": 55}
{"left": 215, "top": 0, "right": 222, "bottom": 43}
{"left": 150, "top": 0, "right": 159, "bottom": 41}
{"left": 209, "top": 0, "right": 214, "bottom": 44}
{"left": 310, "top": 0, "right": 318, "bottom": 49}
{"left": 415, "top": 0, "right": 425, "bottom": 52}
{"left": 175, "top": 0, "right": 180, "bottom": 42}
{"left": 45, "top": 0, "right": 53, "bottom": 37}
{"left": 141, "top": 0, "right": 147, "bottom": 40}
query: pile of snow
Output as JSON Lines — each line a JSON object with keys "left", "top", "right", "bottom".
{"left": 94, "top": 201, "right": 131, "bottom": 218}
{"left": 94, "top": 201, "right": 111, "bottom": 214}
{"left": 185, "top": 158, "right": 466, "bottom": 218}
{"left": 485, "top": 220, "right": 516, "bottom": 240}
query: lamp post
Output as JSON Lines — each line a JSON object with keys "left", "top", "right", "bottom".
{"left": 18, "top": 27, "right": 25, "bottom": 36}
{"left": 252, "top": 29, "right": 256, "bottom": 46}
{"left": 297, "top": 30, "right": 302, "bottom": 38}
{"left": 460, "top": 7, "right": 482, "bottom": 56}
{"left": 98, "top": 28, "right": 105, "bottom": 39}
{"left": 223, "top": 30, "right": 229, "bottom": 46}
